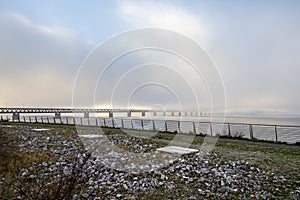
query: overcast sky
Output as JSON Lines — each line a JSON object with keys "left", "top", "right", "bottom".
{"left": 0, "top": 0, "right": 300, "bottom": 117}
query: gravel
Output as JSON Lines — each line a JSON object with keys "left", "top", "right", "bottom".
{"left": 1, "top": 125, "right": 299, "bottom": 199}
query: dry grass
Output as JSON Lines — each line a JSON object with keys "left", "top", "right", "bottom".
{"left": 0, "top": 126, "right": 90, "bottom": 199}
{"left": 0, "top": 128, "right": 49, "bottom": 174}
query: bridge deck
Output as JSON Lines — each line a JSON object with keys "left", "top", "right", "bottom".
{"left": 0, "top": 108, "right": 151, "bottom": 113}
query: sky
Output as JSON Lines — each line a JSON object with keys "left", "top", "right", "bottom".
{"left": 0, "top": 0, "right": 300, "bottom": 117}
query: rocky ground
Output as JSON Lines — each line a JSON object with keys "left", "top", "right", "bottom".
{"left": 0, "top": 124, "right": 299, "bottom": 199}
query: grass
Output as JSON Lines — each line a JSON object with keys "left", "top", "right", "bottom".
{"left": 150, "top": 129, "right": 300, "bottom": 184}
{"left": 0, "top": 128, "right": 53, "bottom": 197}
{"left": 214, "top": 141, "right": 300, "bottom": 181}
{"left": 0, "top": 128, "right": 51, "bottom": 174}
{"left": 0, "top": 125, "right": 93, "bottom": 199}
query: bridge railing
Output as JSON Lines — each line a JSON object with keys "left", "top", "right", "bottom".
{"left": 2, "top": 115, "right": 300, "bottom": 144}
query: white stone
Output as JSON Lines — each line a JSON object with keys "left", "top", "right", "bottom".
{"left": 32, "top": 128, "right": 51, "bottom": 131}
{"left": 41, "top": 162, "right": 48, "bottom": 167}
{"left": 79, "top": 134, "right": 103, "bottom": 139}
{"left": 156, "top": 146, "right": 198, "bottom": 155}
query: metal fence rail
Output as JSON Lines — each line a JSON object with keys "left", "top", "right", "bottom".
{"left": 2, "top": 115, "right": 300, "bottom": 144}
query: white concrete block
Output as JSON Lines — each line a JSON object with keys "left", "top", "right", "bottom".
{"left": 79, "top": 134, "right": 103, "bottom": 138}
{"left": 156, "top": 146, "right": 198, "bottom": 154}
{"left": 32, "top": 128, "right": 51, "bottom": 131}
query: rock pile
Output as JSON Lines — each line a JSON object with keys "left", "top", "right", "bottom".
{"left": 1, "top": 125, "right": 299, "bottom": 199}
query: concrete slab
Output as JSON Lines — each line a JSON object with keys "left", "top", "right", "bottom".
{"left": 32, "top": 128, "right": 51, "bottom": 131}
{"left": 156, "top": 146, "right": 198, "bottom": 154}
{"left": 79, "top": 134, "right": 103, "bottom": 139}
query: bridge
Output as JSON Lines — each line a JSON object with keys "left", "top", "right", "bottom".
{"left": 0, "top": 107, "right": 206, "bottom": 120}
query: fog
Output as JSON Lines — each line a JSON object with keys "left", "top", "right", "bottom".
{"left": 1, "top": 1, "right": 300, "bottom": 117}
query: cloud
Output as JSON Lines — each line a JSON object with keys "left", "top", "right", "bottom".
{"left": 10, "top": 12, "right": 75, "bottom": 38}
{"left": 72, "top": 27, "right": 225, "bottom": 115}
{"left": 1, "top": 1, "right": 300, "bottom": 117}
{"left": 206, "top": 5, "right": 300, "bottom": 116}
{"left": 0, "top": 11, "right": 91, "bottom": 107}
{"left": 117, "top": 1, "right": 300, "bottom": 116}
{"left": 118, "top": 0, "right": 207, "bottom": 40}
{"left": 111, "top": 1, "right": 224, "bottom": 113}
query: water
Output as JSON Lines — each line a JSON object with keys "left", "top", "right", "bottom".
{"left": 132, "top": 115, "right": 300, "bottom": 126}
{"left": 115, "top": 115, "right": 300, "bottom": 144}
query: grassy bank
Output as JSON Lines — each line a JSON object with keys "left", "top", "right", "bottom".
{"left": 0, "top": 123, "right": 299, "bottom": 199}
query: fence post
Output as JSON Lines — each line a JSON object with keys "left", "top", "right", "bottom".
{"left": 88, "top": 118, "right": 90, "bottom": 126}
{"left": 112, "top": 118, "right": 115, "bottom": 128}
{"left": 165, "top": 121, "right": 168, "bottom": 132}
{"left": 103, "top": 118, "right": 106, "bottom": 127}
{"left": 23, "top": 116, "right": 26, "bottom": 123}
{"left": 73, "top": 117, "right": 76, "bottom": 125}
{"left": 131, "top": 119, "right": 133, "bottom": 129}
{"left": 47, "top": 117, "right": 49, "bottom": 124}
{"left": 178, "top": 121, "right": 181, "bottom": 133}
{"left": 53, "top": 117, "right": 56, "bottom": 124}
{"left": 66, "top": 117, "right": 69, "bottom": 125}
{"left": 152, "top": 120, "right": 156, "bottom": 131}
{"left": 249, "top": 124, "right": 254, "bottom": 139}
{"left": 193, "top": 122, "right": 196, "bottom": 134}
{"left": 0, "top": 115, "right": 3, "bottom": 121}
{"left": 209, "top": 123, "right": 213, "bottom": 136}
{"left": 275, "top": 125, "right": 278, "bottom": 143}
{"left": 96, "top": 118, "right": 99, "bottom": 126}
{"left": 35, "top": 116, "right": 38, "bottom": 123}
{"left": 228, "top": 123, "right": 231, "bottom": 137}
{"left": 29, "top": 116, "right": 32, "bottom": 123}
{"left": 80, "top": 118, "right": 83, "bottom": 126}
{"left": 141, "top": 120, "right": 144, "bottom": 130}
{"left": 41, "top": 117, "right": 44, "bottom": 123}
{"left": 121, "top": 119, "right": 124, "bottom": 129}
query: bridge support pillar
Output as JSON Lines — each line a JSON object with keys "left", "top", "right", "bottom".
{"left": 141, "top": 111, "right": 145, "bottom": 117}
{"left": 55, "top": 112, "right": 61, "bottom": 118}
{"left": 84, "top": 112, "right": 89, "bottom": 118}
{"left": 109, "top": 111, "right": 113, "bottom": 118}
{"left": 12, "top": 113, "right": 20, "bottom": 121}
{"left": 127, "top": 111, "right": 131, "bottom": 117}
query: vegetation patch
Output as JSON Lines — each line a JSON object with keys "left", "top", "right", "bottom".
{"left": 0, "top": 125, "right": 299, "bottom": 199}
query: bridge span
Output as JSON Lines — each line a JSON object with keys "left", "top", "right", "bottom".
{"left": 0, "top": 107, "right": 206, "bottom": 120}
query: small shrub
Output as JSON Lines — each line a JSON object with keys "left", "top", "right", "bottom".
{"left": 159, "top": 130, "right": 177, "bottom": 134}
